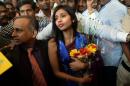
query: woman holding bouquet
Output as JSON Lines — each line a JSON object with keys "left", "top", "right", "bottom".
{"left": 48, "top": 5, "right": 93, "bottom": 86}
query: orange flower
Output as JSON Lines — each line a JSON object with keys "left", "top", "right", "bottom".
{"left": 86, "top": 43, "right": 97, "bottom": 54}
{"left": 70, "top": 49, "right": 80, "bottom": 57}
{"left": 69, "top": 43, "right": 98, "bottom": 62}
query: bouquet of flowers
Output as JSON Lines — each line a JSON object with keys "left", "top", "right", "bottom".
{"left": 70, "top": 43, "right": 103, "bottom": 86}
{"left": 69, "top": 43, "right": 97, "bottom": 63}
{"left": 69, "top": 43, "right": 102, "bottom": 86}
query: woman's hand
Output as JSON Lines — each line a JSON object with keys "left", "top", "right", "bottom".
{"left": 69, "top": 58, "right": 88, "bottom": 71}
{"left": 79, "top": 74, "right": 93, "bottom": 84}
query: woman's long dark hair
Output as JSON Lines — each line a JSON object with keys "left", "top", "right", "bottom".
{"left": 52, "top": 5, "right": 78, "bottom": 44}
{"left": 52, "top": 5, "right": 78, "bottom": 76}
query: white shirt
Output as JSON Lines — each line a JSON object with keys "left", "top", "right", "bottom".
{"left": 96, "top": 0, "right": 128, "bottom": 66}
{"left": 35, "top": 10, "right": 45, "bottom": 17}
{"left": 82, "top": 9, "right": 99, "bottom": 20}
{"left": 82, "top": 9, "right": 99, "bottom": 34}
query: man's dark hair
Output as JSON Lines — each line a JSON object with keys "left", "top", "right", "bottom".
{"left": 17, "top": 0, "right": 36, "bottom": 11}
{"left": 0, "top": 1, "right": 6, "bottom": 8}
{"left": 5, "top": 2, "right": 14, "bottom": 7}
{"left": 75, "top": 0, "right": 79, "bottom": 5}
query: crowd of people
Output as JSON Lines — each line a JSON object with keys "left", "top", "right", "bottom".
{"left": 0, "top": 0, "right": 130, "bottom": 86}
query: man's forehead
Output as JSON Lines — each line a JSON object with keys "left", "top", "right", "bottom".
{"left": 13, "top": 24, "right": 24, "bottom": 29}
{"left": 13, "top": 18, "right": 30, "bottom": 27}
{"left": 20, "top": 4, "right": 33, "bottom": 10}
{"left": 14, "top": 18, "right": 30, "bottom": 23}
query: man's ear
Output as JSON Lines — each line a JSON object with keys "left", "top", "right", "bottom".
{"left": 32, "top": 30, "right": 38, "bottom": 38}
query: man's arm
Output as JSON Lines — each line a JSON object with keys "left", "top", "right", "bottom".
{"left": 36, "top": 23, "right": 53, "bottom": 40}
{"left": 84, "top": 18, "right": 129, "bottom": 42}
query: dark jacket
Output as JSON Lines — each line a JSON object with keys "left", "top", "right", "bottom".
{"left": 0, "top": 40, "right": 61, "bottom": 86}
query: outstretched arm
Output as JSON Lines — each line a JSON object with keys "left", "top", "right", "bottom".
{"left": 84, "top": 18, "right": 129, "bottom": 42}
{"left": 36, "top": 23, "right": 53, "bottom": 40}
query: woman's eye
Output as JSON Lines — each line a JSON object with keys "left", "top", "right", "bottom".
{"left": 61, "top": 15, "right": 66, "bottom": 18}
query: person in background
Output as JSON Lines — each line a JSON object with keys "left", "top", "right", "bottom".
{"left": 116, "top": 11, "right": 130, "bottom": 86}
{"left": 82, "top": 0, "right": 99, "bottom": 36}
{"left": 4, "top": 0, "right": 18, "bottom": 8}
{"left": 17, "top": 0, "right": 50, "bottom": 31}
{"left": 117, "top": 0, "right": 130, "bottom": 86}
{"left": 123, "top": 0, "right": 130, "bottom": 14}
{"left": 0, "top": 1, "right": 9, "bottom": 27}
{"left": 66, "top": 0, "right": 86, "bottom": 33}
{"left": 82, "top": 0, "right": 99, "bottom": 19}
{"left": 119, "top": 0, "right": 125, "bottom": 3}
{"left": 50, "top": 0, "right": 55, "bottom": 9}
{"left": 4, "top": 0, "right": 19, "bottom": 16}
{"left": 5, "top": 2, "right": 16, "bottom": 20}
{"left": 52, "top": 0, "right": 61, "bottom": 9}
{"left": 77, "top": 0, "right": 87, "bottom": 13}
{"left": 11, "top": 0, "right": 17, "bottom": 8}
{"left": 48, "top": 5, "right": 93, "bottom": 86}
{"left": 96, "top": 0, "right": 128, "bottom": 86}
{"left": 0, "top": 1, "right": 13, "bottom": 48}
{"left": 35, "top": 0, "right": 51, "bottom": 21}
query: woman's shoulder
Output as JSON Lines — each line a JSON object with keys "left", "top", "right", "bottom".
{"left": 48, "top": 38, "right": 58, "bottom": 53}
{"left": 48, "top": 38, "right": 57, "bottom": 47}
{"left": 48, "top": 38, "right": 56, "bottom": 42}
